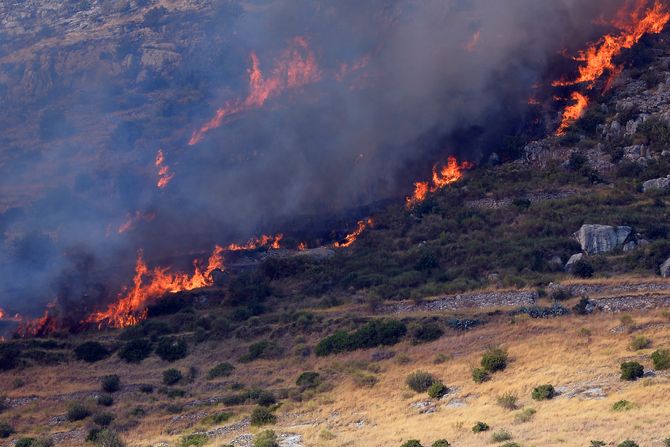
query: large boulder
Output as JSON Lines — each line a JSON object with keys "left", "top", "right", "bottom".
{"left": 574, "top": 225, "right": 633, "bottom": 255}
{"left": 565, "top": 253, "right": 584, "bottom": 273}
{"left": 661, "top": 257, "right": 670, "bottom": 278}
{"left": 642, "top": 175, "right": 670, "bottom": 193}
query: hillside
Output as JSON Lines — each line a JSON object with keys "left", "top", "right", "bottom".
{"left": 6, "top": 3, "right": 670, "bottom": 447}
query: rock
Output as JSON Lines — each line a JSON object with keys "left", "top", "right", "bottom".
{"left": 549, "top": 256, "right": 564, "bottom": 269}
{"left": 565, "top": 253, "right": 584, "bottom": 273}
{"left": 660, "top": 257, "right": 670, "bottom": 278}
{"left": 642, "top": 175, "right": 670, "bottom": 192}
{"left": 574, "top": 224, "right": 634, "bottom": 255}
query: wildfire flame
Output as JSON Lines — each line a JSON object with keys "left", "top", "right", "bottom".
{"left": 297, "top": 242, "right": 307, "bottom": 251}
{"left": 118, "top": 211, "right": 156, "bottom": 234}
{"left": 225, "top": 233, "right": 283, "bottom": 251}
{"left": 556, "top": 92, "right": 590, "bottom": 135}
{"left": 155, "top": 149, "right": 175, "bottom": 189}
{"left": 334, "top": 218, "right": 374, "bottom": 248}
{"left": 406, "top": 156, "right": 473, "bottom": 208}
{"left": 0, "top": 308, "right": 22, "bottom": 322}
{"left": 17, "top": 310, "right": 57, "bottom": 338}
{"left": 84, "top": 245, "right": 225, "bottom": 328}
{"left": 189, "top": 37, "right": 321, "bottom": 146}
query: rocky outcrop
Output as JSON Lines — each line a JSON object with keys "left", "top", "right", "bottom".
{"left": 386, "top": 290, "right": 537, "bottom": 313}
{"left": 565, "top": 253, "right": 584, "bottom": 273}
{"left": 661, "top": 257, "right": 670, "bottom": 278}
{"left": 574, "top": 224, "right": 634, "bottom": 255}
{"left": 643, "top": 175, "right": 670, "bottom": 192}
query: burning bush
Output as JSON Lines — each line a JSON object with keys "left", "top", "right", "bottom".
{"left": 155, "top": 337, "right": 188, "bottom": 362}
{"left": 74, "top": 342, "right": 110, "bottom": 363}
{"left": 118, "top": 339, "right": 153, "bottom": 363}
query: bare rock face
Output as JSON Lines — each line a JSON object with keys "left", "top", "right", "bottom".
{"left": 565, "top": 253, "right": 584, "bottom": 273}
{"left": 642, "top": 175, "right": 670, "bottom": 192}
{"left": 660, "top": 257, "right": 670, "bottom": 278}
{"left": 574, "top": 224, "right": 633, "bottom": 255}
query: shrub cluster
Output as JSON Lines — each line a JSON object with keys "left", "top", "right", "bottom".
{"left": 408, "top": 321, "right": 444, "bottom": 344}
{"left": 66, "top": 402, "right": 91, "bottom": 422}
{"left": 239, "top": 341, "right": 282, "bottom": 363}
{"left": 250, "top": 406, "right": 277, "bottom": 426}
{"left": 620, "top": 362, "right": 644, "bottom": 381}
{"left": 481, "top": 347, "right": 508, "bottom": 373}
{"left": 163, "top": 368, "right": 183, "bottom": 386}
{"left": 315, "top": 320, "right": 407, "bottom": 356}
{"left": 207, "top": 362, "right": 235, "bottom": 379}
{"left": 118, "top": 339, "right": 152, "bottom": 363}
{"left": 101, "top": 375, "right": 121, "bottom": 393}
{"left": 155, "top": 337, "right": 188, "bottom": 362}
{"left": 74, "top": 342, "right": 110, "bottom": 363}
{"left": 652, "top": 349, "right": 670, "bottom": 370}
{"left": 531, "top": 384, "right": 555, "bottom": 401}
{"left": 296, "top": 371, "right": 321, "bottom": 390}
{"left": 405, "top": 371, "right": 437, "bottom": 393}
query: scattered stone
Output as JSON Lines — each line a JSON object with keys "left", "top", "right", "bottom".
{"left": 642, "top": 175, "right": 670, "bottom": 192}
{"left": 574, "top": 224, "right": 634, "bottom": 255}
{"left": 386, "top": 290, "right": 537, "bottom": 313}
{"left": 409, "top": 400, "right": 437, "bottom": 414}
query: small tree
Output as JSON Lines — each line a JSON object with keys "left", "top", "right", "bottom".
{"left": 427, "top": 381, "right": 448, "bottom": 399}
{"left": 405, "top": 371, "right": 436, "bottom": 393}
{"left": 531, "top": 384, "right": 555, "bottom": 401}
{"left": 620, "top": 362, "right": 644, "bottom": 381}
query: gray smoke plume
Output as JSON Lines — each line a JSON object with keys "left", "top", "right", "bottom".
{"left": 0, "top": 0, "right": 656, "bottom": 319}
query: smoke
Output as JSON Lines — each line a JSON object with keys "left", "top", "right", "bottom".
{"left": 0, "top": 0, "right": 656, "bottom": 318}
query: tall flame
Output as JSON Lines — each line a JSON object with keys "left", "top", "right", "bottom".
{"left": 189, "top": 37, "right": 321, "bottom": 145}
{"left": 85, "top": 245, "right": 224, "bottom": 328}
{"left": 556, "top": 92, "right": 590, "bottom": 135}
{"left": 155, "top": 149, "right": 175, "bottom": 189}
{"left": 334, "top": 218, "right": 374, "bottom": 248}
{"left": 17, "top": 309, "right": 57, "bottom": 338}
{"left": 406, "top": 156, "right": 473, "bottom": 208}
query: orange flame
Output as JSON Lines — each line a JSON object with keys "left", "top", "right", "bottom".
{"left": 225, "top": 233, "right": 283, "bottom": 251}
{"left": 406, "top": 156, "right": 473, "bottom": 208}
{"left": 556, "top": 92, "right": 590, "bottom": 135}
{"left": 118, "top": 211, "right": 156, "bottom": 234}
{"left": 553, "top": 1, "right": 670, "bottom": 89}
{"left": 466, "top": 30, "right": 481, "bottom": 52}
{"left": 155, "top": 149, "right": 174, "bottom": 189}
{"left": 189, "top": 37, "right": 321, "bottom": 145}
{"left": 0, "top": 308, "right": 22, "bottom": 322}
{"left": 334, "top": 218, "right": 374, "bottom": 248}
{"left": 297, "top": 242, "right": 307, "bottom": 251}
{"left": 85, "top": 245, "right": 225, "bottom": 328}
{"left": 17, "top": 309, "right": 57, "bottom": 337}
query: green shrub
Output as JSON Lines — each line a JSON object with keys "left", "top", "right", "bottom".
{"left": 612, "top": 400, "right": 635, "bottom": 412}
{"left": 496, "top": 392, "right": 518, "bottom": 410}
{"left": 254, "top": 430, "right": 279, "bottom": 447}
{"left": 572, "top": 259, "right": 594, "bottom": 278}
{"left": 250, "top": 406, "right": 277, "bottom": 426}
{"left": 620, "top": 362, "right": 644, "bottom": 381}
{"left": 156, "top": 337, "right": 188, "bottom": 362}
{"left": 514, "top": 407, "right": 537, "bottom": 423}
{"left": 471, "top": 368, "right": 490, "bottom": 384}
{"left": 101, "top": 375, "right": 121, "bottom": 392}
{"left": 664, "top": 437, "right": 670, "bottom": 447}
{"left": 405, "top": 371, "right": 436, "bottom": 393}
{"left": 408, "top": 321, "right": 443, "bottom": 344}
{"left": 531, "top": 384, "right": 555, "bottom": 401}
{"left": 163, "top": 368, "right": 183, "bottom": 386}
{"left": 239, "top": 340, "right": 282, "bottom": 363}
{"left": 96, "top": 394, "right": 114, "bottom": 407}
{"left": 652, "top": 349, "right": 670, "bottom": 370}
{"left": 66, "top": 402, "right": 91, "bottom": 421}
{"left": 431, "top": 440, "right": 450, "bottom": 447}
{"left": 93, "top": 412, "right": 115, "bottom": 426}
{"left": 118, "top": 339, "right": 152, "bottom": 363}
{"left": 16, "top": 439, "right": 36, "bottom": 447}
{"left": 491, "top": 429, "right": 512, "bottom": 442}
{"left": 472, "top": 421, "right": 489, "bottom": 433}
{"left": 352, "top": 371, "right": 379, "bottom": 388}
{"left": 591, "top": 442, "right": 606, "bottom": 447}
{"left": 74, "top": 342, "right": 110, "bottom": 363}
{"left": 400, "top": 441, "right": 423, "bottom": 447}
{"left": 0, "top": 422, "right": 15, "bottom": 438}
{"left": 207, "top": 362, "right": 235, "bottom": 379}
{"left": 296, "top": 371, "right": 321, "bottom": 389}
{"left": 315, "top": 320, "right": 407, "bottom": 356}
{"left": 617, "top": 441, "right": 639, "bottom": 447}
{"left": 204, "top": 412, "right": 233, "bottom": 425}
{"left": 139, "top": 384, "right": 154, "bottom": 394}
{"left": 86, "top": 427, "right": 102, "bottom": 442}
{"left": 427, "top": 381, "right": 448, "bottom": 399}
{"left": 500, "top": 443, "right": 520, "bottom": 447}
{"left": 180, "top": 433, "right": 208, "bottom": 447}
{"left": 629, "top": 336, "right": 651, "bottom": 351}
{"left": 481, "top": 347, "right": 508, "bottom": 373}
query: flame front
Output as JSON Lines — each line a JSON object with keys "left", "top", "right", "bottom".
{"left": 189, "top": 37, "right": 321, "bottom": 146}
{"left": 406, "top": 156, "right": 473, "bottom": 208}
{"left": 556, "top": 92, "right": 590, "bottom": 135}
{"left": 334, "top": 218, "right": 374, "bottom": 248}
{"left": 225, "top": 233, "right": 283, "bottom": 251}
{"left": 155, "top": 149, "right": 175, "bottom": 189}
{"left": 17, "top": 310, "right": 57, "bottom": 338}
{"left": 85, "top": 245, "right": 224, "bottom": 328}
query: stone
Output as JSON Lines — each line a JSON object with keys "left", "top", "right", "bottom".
{"left": 642, "top": 175, "right": 670, "bottom": 192}
{"left": 660, "top": 257, "right": 670, "bottom": 278}
{"left": 574, "top": 224, "right": 634, "bottom": 255}
{"left": 565, "top": 253, "right": 584, "bottom": 273}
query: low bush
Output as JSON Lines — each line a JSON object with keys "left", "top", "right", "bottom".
{"left": 471, "top": 368, "right": 489, "bottom": 384}
{"left": 620, "top": 362, "right": 644, "bottom": 381}
{"left": 472, "top": 421, "right": 489, "bottom": 433}
{"left": 400, "top": 441, "right": 422, "bottom": 447}
{"left": 239, "top": 341, "right": 282, "bottom": 363}
{"left": 93, "top": 412, "right": 115, "bottom": 426}
{"left": 96, "top": 394, "right": 114, "bottom": 407}
{"left": 406, "top": 371, "right": 436, "bottom": 393}
{"left": 296, "top": 371, "right": 321, "bottom": 389}
{"left": 352, "top": 371, "right": 379, "bottom": 388}
{"left": 431, "top": 440, "right": 450, "bottom": 447}
{"left": 16, "top": 438, "right": 54, "bottom": 447}
{"left": 74, "top": 342, "right": 110, "bottom": 363}
{"left": 315, "top": 320, "right": 407, "bottom": 356}
{"left": 101, "top": 375, "right": 120, "bottom": 392}
{"left": 207, "top": 362, "right": 235, "bottom": 379}
{"left": 612, "top": 400, "right": 635, "bottom": 412}
{"left": 514, "top": 407, "right": 536, "bottom": 423}
{"left": 629, "top": 336, "right": 651, "bottom": 351}
{"left": 408, "top": 321, "right": 444, "bottom": 344}
{"left": 94, "top": 429, "right": 125, "bottom": 447}
{"left": 652, "top": 349, "right": 670, "bottom": 370}
{"left": 427, "top": 381, "right": 448, "bottom": 399}
{"left": 491, "top": 430, "right": 512, "bottom": 442}
{"left": 481, "top": 347, "right": 508, "bottom": 373}
{"left": 618, "top": 441, "right": 639, "bottom": 447}
{"left": 531, "top": 384, "right": 555, "bottom": 401}
{"left": 0, "top": 422, "right": 15, "bottom": 438}
{"left": 66, "top": 402, "right": 91, "bottom": 421}
{"left": 180, "top": 434, "right": 208, "bottom": 447}
{"left": 118, "top": 339, "right": 152, "bottom": 363}
{"left": 250, "top": 406, "right": 277, "bottom": 426}
{"left": 163, "top": 368, "right": 183, "bottom": 386}
{"left": 156, "top": 337, "right": 188, "bottom": 362}
{"left": 500, "top": 443, "right": 520, "bottom": 447}
{"left": 254, "top": 430, "right": 279, "bottom": 447}
{"left": 572, "top": 259, "right": 595, "bottom": 278}
{"left": 496, "top": 392, "right": 518, "bottom": 410}
{"left": 139, "top": 384, "right": 154, "bottom": 394}
{"left": 204, "top": 412, "right": 233, "bottom": 425}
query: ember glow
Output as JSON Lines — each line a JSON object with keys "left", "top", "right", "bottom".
{"left": 84, "top": 246, "right": 224, "bottom": 328}
{"left": 155, "top": 149, "right": 175, "bottom": 189}
{"left": 225, "top": 233, "right": 283, "bottom": 251}
{"left": 18, "top": 310, "right": 57, "bottom": 338}
{"left": 189, "top": 37, "right": 321, "bottom": 146}
{"left": 334, "top": 219, "right": 374, "bottom": 248}
{"left": 556, "top": 92, "right": 590, "bottom": 135}
{"left": 406, "top": 156, "right": 473, "bottom": 208}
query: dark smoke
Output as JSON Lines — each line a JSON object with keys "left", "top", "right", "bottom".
{"left": 0, "top": 0, "right": 651, "bottom": 318}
